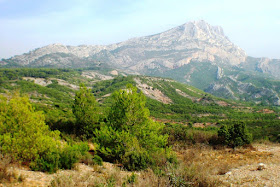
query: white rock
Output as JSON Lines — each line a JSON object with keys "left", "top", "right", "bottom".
{"left": 257, "top": 163, "right": 266, "bottom": 170}
{"left": 110, "top": 70, "right": 118, "bottom": 76}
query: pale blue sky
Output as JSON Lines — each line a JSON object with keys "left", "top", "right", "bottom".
{"left": 0, "top": 0, "right": 279, "bottom": 59}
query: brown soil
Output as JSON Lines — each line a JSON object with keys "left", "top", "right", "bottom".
{"left": 217, "top": 143, "right": 280, "bottom": 186}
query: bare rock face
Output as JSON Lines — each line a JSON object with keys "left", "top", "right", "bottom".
{"left": 104, "top": 20, "right": 246, "bottom": 71}
{"left": 257, "top": 58, "right": 280, "bottom": 78}
{"left": 7, "top": 20, "right": 246, "bottom": 71}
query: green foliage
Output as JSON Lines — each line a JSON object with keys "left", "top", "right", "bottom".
{"left": 163, "top": 123, "right": 218, "bottom": 146}
{"left": 124, "top": 173, "right": 138, "bottom": 185}
{"left": 94, "top": 126, "right": 129, "bottom": 161}
{"left": 0, "top": 93, "right": 61, "bottom": 162}
{"left": 30, "top": 150, "right": 60, "bottom": 173}
{"left": 59, "top": 142, "right": 89, "bottom": 170}
{"left": 94, "top": 84, "right": 172, "bottom": 170}
{"left": 0, "top": 93, "right": 90, "bottom": 173}
{"left": 73, "top": 84, "right": 100, "bottom": 137}
{"left": 92, "top": 155, "right": 103, "bottom": 166}
{"left": 30, "top": 142, "right": 88, "bottom": 173}
{"left": 218, "top": 122, "right": 253, "bottom": 148}
{"left": 92, "top": 76, "right": 135, "bottom": 98}
{"left": 121, "top": 140, "right": 151, "bottom": 171}
{"left": 108, "top": 84, "right": 150, "bottom": 130}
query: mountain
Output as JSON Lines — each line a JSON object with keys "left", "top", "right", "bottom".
{"left": 3, "top": 20, "right": 280, "bottom": 105}
{"left": 4, "top": 20, "right": 246, "bottom": 69}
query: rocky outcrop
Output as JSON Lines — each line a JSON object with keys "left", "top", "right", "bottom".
{"left": 257, "top": 58, "right": 280, "bottom": 78}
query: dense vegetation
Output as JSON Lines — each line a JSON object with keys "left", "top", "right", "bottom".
{"left": 0, "top": 67, "right": 280, "bottom": 185}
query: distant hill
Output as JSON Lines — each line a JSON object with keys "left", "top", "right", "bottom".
{"left": 1, "top": 68, "right": 280, "bottom": 140}
{"left": 2, "top": 20, "right": 280, "bottom": 105}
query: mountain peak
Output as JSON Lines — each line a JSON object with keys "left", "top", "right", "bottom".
{"left": 7, "top": 20, "right": 246, "bottom": 68}
{"left": 176, "top": 20, "right": 225, "bottom": 39}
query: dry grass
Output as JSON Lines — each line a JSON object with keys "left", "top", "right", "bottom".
{"left": 2, "top": 143, "right": 279, "bottom": 186}
{"left": 0, "top": 154, "right": 25, "bottom": 185}
{"left": 50, "top": 163, "right": 170, "bottom": 187}
{"left": 174, "top": 143, "right": 275, "bottom": 186}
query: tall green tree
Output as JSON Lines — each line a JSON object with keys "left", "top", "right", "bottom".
{"left": 73, "top": 84, "right": 100, "bottom": 137}
{"left": 94, "top": 84, "right": 173, "bottom": 170}
{"left": 108, "top": 84, "right": 150, "bottom": 131}
{"left": 0, "top": 92, "right": 61, "bottom": 162}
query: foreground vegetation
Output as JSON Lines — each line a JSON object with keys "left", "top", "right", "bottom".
{"left": 1, "top": 68, "right": 280, "bottom": 186}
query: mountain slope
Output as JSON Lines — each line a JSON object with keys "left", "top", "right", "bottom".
{"left": 3, "top": 20, "right": 280, "bottom": 105}
{"left": 1, "top": 68, "right": 280, "bottom": 140}
{"left": 4, "top": 20, "right": 246, "bottom": 70}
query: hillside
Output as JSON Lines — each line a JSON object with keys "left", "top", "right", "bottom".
{"left": 2, "top": 20, "right": 280, "bottom": 105}
{"left": 2, "top": 68, "right": 280, "bottom": 187}
{"left": 1, "top": 68, "right": 280, "bottom": 141}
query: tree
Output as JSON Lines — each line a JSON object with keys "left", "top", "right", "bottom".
{"left": 94, "top": 84, "right": 173, "bottom": 170}
{"left": 108, "top": 84, "right": 150, "bottom": 131}
{"left": 218, "top": 122, "right": 252, "bottom": 148}
{"left": 0, "top": 92, "right": 61, "bottom": 162}
{"left": 73, "top": 84, "right": 100, "bottom": 137}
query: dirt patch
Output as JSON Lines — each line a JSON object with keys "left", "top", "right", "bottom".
{"left": 4, "top": 162, "right": 136, "bottom": 187}
{"left": 134, "top": 78, "right": 172, "bottom": 104}
{"left": 192, "top": 122, "right": 216, "bottom": 128}
{"left": 257, "top": 109, "right": 275, "bottom": 114}
{"left": 215, "top": 100, "right": 230, "bottom": 107}
{"left": 175, "top": 89, "right": 195, "bottom": 101}
{"left": 53, "top": 78, "right": 79, "bottom": 90}
{"left": 81, "top": 71, "right": 113, "bottom": 80}
{"left": 22, "top": 77, "right": 79, "bottom": 90}
{"left": 22, "top": 77, "right": 52, "bottom": 86}
{"left": 215, "top": 143, "right": 280, "bottom": 186}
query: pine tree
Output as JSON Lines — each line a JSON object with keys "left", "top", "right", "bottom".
{"left": 108, "top": 84, "right": 150, "bottom": 131}
{"left": 73, "top": 84, "right": 100, "bottom": 137}
{"left": 94, "top": 84, "right": 172, "bottom": 170}
{"left": 0, "top": 92, "right": 60, "bottom": 162}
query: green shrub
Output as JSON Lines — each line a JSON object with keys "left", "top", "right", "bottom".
{"left": 59, "top": 142, "right": 89, "bottom": 170}
{"left": 30, "top": 150, "right": 60, "bottom": 173}
{"left": 124, "top": 172, "right": 138, "bottom": 185}
{"left": 93, "top": 126, "right": 129, "bottom": 162}
{"left": 93, "top": 155, "right": 103, "bottom": 166}
{"left": 0, "top": 93, "right": 61, "bottom": 162}
{"left": 122, "top": 149, "right": 150, "bottom": 171}
{"left": 218, "top": 122, "right": 252, "bottom": 148}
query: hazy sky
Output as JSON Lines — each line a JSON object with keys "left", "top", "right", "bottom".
{"left": 0, "top": 0, "right": 279, "bottom": 59}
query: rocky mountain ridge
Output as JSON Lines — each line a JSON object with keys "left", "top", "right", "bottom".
{"left": 3, "top": 20, "right": 280, "bottom": 106}
{"left": 6, "top": 20, "right": 246, "bottom": 70}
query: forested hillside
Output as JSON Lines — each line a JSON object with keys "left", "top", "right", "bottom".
{"left": 1, "top": 68, "right": 280, "bottom": 186}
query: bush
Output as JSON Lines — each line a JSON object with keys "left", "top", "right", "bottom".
{"left": 122, "top": 149, "right": 151, "bottom": 171}
{"left": 59, "top": 142, "right": 89, "bottom": 170}
{"left": 30, "top": 142, "right": 89, "bottom": 173}
{"left": 0, "top": 93, "right": 61, "bottom": 162}
{"left": 93, "top": 155, "right": 103, "bottom": 166}
{"left": 218, "top": 122, "right": 252, "bottom": 148}
{"left": 93, "top": 126, "right": 129, "bottom": 162}
{"left": 30, "top": 150, "right": 60, "bottom": 173}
